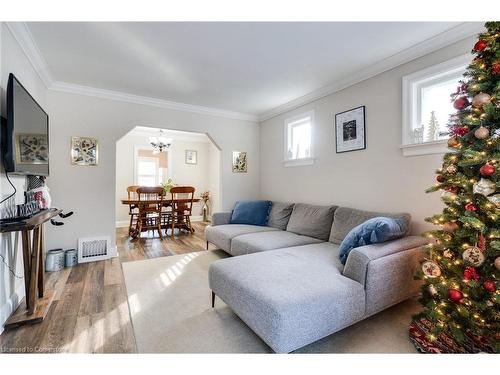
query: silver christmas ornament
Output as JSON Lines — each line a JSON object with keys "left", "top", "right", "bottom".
{"left": 474, "top": 126, "right": 490, "bottom": 139}
{"left": 473, "top": 178, "right": 496, "bottom": 196}
{"left": 462, "top": 246, "right": 485, "bottom": 267}
{"left": 428, "top": 284, "right": 438, "bottom": 296}
{"left": 488, "top": 194, "right": 500, "bottom": 207}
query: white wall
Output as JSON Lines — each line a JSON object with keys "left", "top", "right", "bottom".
{"left": 45, "top": 90, "right": 260, "bottom": 251}
{"left": 207, "top": 140, "right": 221, "bottom": 215}
{"left": 0, "top": 23, "right": 49, "bottom": 329}
{"left": 260, "top": 36, "right": 476, "bottom": 235}
{"left": 115, "top": 132, "right": 217, "bottom": 223}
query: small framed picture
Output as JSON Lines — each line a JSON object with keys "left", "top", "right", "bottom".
{"left": 15, "top": 133, "right": 48, "bottom": 165}
{"left": 71, "top": 136, "right": 98, "bottom": 166}
{"left": 335, "top": 106, "right": 366, "bottom": 153}
{"left": 232, "top": 151, "right": 247, "bottom": 173}
{"left": 185, "top": 150, "right": 197, "bottom": 165}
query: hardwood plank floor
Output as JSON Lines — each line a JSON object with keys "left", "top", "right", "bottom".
{"left": 0, "top": 221, "right": 212, "bottom": 353}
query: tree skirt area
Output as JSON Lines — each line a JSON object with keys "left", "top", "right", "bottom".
{"left": 122, "top": 249, "right": 422, "bottom": 353}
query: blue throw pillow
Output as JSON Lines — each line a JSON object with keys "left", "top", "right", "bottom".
{"left": 338, "top": 217, "right": 408, "bottom": 264}
{"left": 230, "top": 200, "right": 272, "bottom": 226}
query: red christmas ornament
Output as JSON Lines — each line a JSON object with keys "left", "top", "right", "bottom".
{"left": 493, "top": 61, "right": 500, "bottom": 75}
{"left": 473, "top": 40, "right": 487, "bottom": 52}
{"left": 436, "top": 175, "right": 445, "bottom": 183}
{"left": 445, "top": 186, "right": 458, "bottom": 194}
{"left": 463, "top": 266, "right": 480, "bottom": 281}
{"left": 448, "top": 288, "right": 463, "bottom": 303}
{"left": 483, "top": 280, "right": 496, "bottom": 293}
{"left": 453, "top": 126, "right": 469, "bottom": 137}
{"left": 453, "top": 97, "right": 469, "bottom": 110}
{"left": 465, "top": 202, "right": 478, "bottom": 212}
{"left": 478, "top": 233, "right": 486, "bottom": 251}
{"left": 480, "top": 164, "right": 495, "bottom": 177}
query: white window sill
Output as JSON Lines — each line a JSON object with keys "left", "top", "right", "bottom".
{"left": 400, "top": 140, "right": 449, "bottom": 157}
{"left": 283, "top": 157, "right": 315, "bottom": 167}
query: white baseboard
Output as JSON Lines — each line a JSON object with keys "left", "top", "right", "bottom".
{"left": 0, "top": 282, "right": 25, "bottom": 334}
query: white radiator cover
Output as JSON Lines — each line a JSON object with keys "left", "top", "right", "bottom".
{"left": 77, "top": 236, "right": 116, "bottom": 263}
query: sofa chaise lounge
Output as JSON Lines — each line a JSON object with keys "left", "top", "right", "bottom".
{"left": 206, "top": 202, "right": 427, "bottom": 353}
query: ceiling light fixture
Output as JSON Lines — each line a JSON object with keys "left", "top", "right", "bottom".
{"left": 149, "top": 130, "right": 172, "bottom": 154}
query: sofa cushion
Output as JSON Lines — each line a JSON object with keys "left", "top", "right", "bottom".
{"left": 267, "top": 202, "right": 294, "bottom": 230}
{"left": 205, "top": 224, "right": 278, "bottom": 253}
{"left": 338, "top": 217, "right": 409, "bottom": 264}
{"left": 230, "top": 230, "right": 322, "bottom": 256}
{"left": 286, "top": 203, "right": 337, "bottom": 241}
{"left": 209, "top": 243, "right": 364, "bottom": 353}
{"left": 230, "top": 200, "right": 272, "bottom": 226}
{"left": 329, "top": 207, "right": 411, "bottom": 245}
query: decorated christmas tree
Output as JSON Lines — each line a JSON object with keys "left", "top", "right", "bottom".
{"left": 410, "top": 22, "right": 500, "bottom": 353}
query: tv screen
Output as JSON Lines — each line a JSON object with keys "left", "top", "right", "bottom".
{"left": 3, "top": 73, "right": 49, "bottom": 176}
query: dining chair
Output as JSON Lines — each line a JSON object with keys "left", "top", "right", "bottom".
{"left": 126, "top": 185, "right": 140, "bottom": 237}
{"left": 166, "top": 186, "right": 195, "bottom": 236}
{"left": 136, "top": 186, "right": 165, "bottom": 239}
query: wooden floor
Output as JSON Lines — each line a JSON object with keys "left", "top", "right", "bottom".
{"left": 0, "top": 221, "right": 212, "bottom": 353}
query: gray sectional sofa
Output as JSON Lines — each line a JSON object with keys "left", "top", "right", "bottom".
{"left": 205, "top": 202, "right": 427, "bottom": 353}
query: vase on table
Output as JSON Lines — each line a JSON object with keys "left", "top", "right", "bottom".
{"left": 202, "top": 202, "right": 209, "bottom": 222}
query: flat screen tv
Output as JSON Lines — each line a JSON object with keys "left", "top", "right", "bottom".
{"left": 2, "top": 73, "right": 49, "bottom": 176}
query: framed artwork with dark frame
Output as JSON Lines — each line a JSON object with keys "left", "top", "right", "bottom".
{"left": 335, "top": 106, "right": 366, "bottom": 153}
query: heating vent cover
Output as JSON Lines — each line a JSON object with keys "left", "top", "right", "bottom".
{"left": 78, "top": 236, "right": 111, "bottom": 263}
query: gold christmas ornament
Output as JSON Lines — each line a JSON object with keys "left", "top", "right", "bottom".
{"left": 447, "top": 137, "right": 461, "bottom": 148}
{"left": 422, "top": 261, "right": 441, "bottom": 278}
{"left": 472, "top": 92, "right": 491, "bottom": 107}
{"left": 487, "top": 194, "right": 500, "bottom": 207}
{"left": 495, "top": 257, "right": 500, "bottom": 271}
{"left": 473, "top": 178, "right": 496, "bottom": 196}
{"left": 446, "top": 165, "right": 458, "bottom": 174}
{"left": 442, "top": 222, "right": 459, "bottom": 233}
{"left": 474, "top": 126, "right": 490, "bottom": 139}
{"left": 462, "top": 246, "right": 485, "bottom": 267}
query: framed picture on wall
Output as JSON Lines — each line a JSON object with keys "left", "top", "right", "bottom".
{"left": 71, "top": 136, "right": 98, "bottom": 166}
{"left": 335, "top": 106, "right": 366, "bottom": 153}
{"left": 185, "top": 150, "right": 197, "bottom": 164}
{"left": 232, "top": 151, "right": 247, "bottom": 173}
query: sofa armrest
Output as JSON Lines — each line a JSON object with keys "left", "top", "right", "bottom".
{"left": 342, "top": 236, "right": 429, "bottom": 285}
{"left": 211, "top": 211, "right": 232, "bottom": 226}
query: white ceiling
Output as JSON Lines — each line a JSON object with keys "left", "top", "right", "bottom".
{"left": 129, "top": 126, "right": 210, "bottom": 143}
{"left": 25, "top": 22, "right": 479, "bottom": 118}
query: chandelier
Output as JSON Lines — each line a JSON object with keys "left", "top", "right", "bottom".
{"left": 149, "top": 130, "right": 172, "bottom": 153}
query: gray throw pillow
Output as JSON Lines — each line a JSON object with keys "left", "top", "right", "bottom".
{"left": 286, "top": 203, "right": 337, "bottom": 241}
{"left": 267, "top": 202, "right": 294, "bottom": 230}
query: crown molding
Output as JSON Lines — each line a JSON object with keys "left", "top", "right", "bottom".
{"left": 49, "top": 81, "right": 258, "bottom": 122}
{"left": 5, "top": 22, "right": 53, "bottom": 88}
{"left": 258, "top": 22, "right": 485, "bottom": 122}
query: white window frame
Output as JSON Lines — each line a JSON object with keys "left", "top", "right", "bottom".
{"left": 133, "top": 146, "right": 172, "bottom": 186}
{"left": 283, "top": 110, "right": 315, "bottom": 167}
{"left": 401, "top": 54, "right": 470, "bottom": 157}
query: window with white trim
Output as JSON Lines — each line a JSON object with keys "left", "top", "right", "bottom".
{"left": 136, "top": 156, "right": 160, "bottom": 186}
{"left": 402, "top": 55, "right": 469, "bottom": 156}
{"left": 283, "top": 111, "right": 314, "bottom": 166}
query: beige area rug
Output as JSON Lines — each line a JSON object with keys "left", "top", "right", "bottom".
{"left": 122, "top": 250, "right": 420, "bottom": 353}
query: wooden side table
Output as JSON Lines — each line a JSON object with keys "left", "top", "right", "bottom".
{"left": 1, "top": 209, "right": 62, "bottom": 328}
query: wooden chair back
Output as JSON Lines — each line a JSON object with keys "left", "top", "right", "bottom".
{"left": 137, "top": 186, "right": 165, "bottom": 213}
{"left": 170, "top": 186, "right": 195, "bottom": 215}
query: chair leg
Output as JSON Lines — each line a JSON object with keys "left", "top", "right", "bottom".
{"left": 157, "top": 217, "right": 163, "bottom": 239}
{"left": 211, "top": 291, "right": 215, "bottom": 308}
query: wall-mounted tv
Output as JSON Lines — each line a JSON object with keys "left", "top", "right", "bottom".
{"left": 2, "top": 73, "right": 49, "bottom": 176}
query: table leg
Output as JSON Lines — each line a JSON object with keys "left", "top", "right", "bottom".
{"left": 27, "top": 226, "right": 41, "bottom": 315}
{"left": 38, "top": 224, "right": 45, "bottom": 298}
{"left": 21, "top": 230, "right": 31, "bottom": 311}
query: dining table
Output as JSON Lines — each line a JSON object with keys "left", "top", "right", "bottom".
{"left": 121, "top": 197, "right": 201, "bottom": 238}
